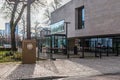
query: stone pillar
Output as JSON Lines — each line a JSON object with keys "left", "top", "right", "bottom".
{"left": 22, "top": 40, "right": 36, "bottom": 64}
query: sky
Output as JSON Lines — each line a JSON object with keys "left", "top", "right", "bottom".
{"left": 0, "top": 0, "right": 71, "bottom": 30}
{"left": 0, "top": 0, "right": 7, "bottom": 30}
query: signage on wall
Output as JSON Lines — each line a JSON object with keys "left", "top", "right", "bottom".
{"left": 50, "top": 20, "right": 65, "bottom": 34}
{"left": 27, "top": 43, "right": 33, "bottom": 50}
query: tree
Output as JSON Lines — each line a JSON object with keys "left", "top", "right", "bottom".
{"left": 6, "top": 0, "right": 27, "bottom": 51}
{"left": 31, "top": 21, "right": 41, "bottom": 40}
{"left": 43, "top": 0, "right": 62, "bottom": 25}
{"left": 21, "top": 15, "right": 26, "bottom": 40}
{"left": 1, "top": 0, "right": 46, "bottom": 51}
{"left": 0, "top": 33, "right": 3, "bottom": 46}
{"left": 51, "top": 0, "right": 62, "bottom": 10}
{"left": 16, "top": 0, "right": 46, "bottom": 40}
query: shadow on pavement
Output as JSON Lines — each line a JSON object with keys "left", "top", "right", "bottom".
{"left": 6, "top": 64, "right": 36, "bottom": 80}
{"left": 69, "top": 57, "right": 120, "bottom": 75}
{"left": 17, "top": 76, "right": 67, "bottom": 80}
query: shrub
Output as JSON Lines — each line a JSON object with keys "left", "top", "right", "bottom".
{"left": 12, "top": 52, "right": 22, "bottom": 61}
{"left": 4, "top": 51, "right": 14, "bottom": 57}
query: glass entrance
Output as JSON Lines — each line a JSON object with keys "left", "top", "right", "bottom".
{"left": 45, "top": 34, "right": 67, "bottom": 54}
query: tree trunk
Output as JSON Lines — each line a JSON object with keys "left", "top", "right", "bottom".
{"left": 27, "top": 0, "right": 31, "bottom": 39}
{"left": 11, "top": 25, "right": 16, "bottom": 51}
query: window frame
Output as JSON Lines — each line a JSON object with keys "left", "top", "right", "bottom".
{"left": 75, "top": 6, "right": 85, "bottom": 30}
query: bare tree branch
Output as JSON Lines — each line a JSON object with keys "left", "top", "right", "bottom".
{"left": 10, "top": 0, "right": 19, "bottom": 29}
{"left": 0, "top": 0, "right": 47, "bottom": 50}
{"left": 14, "top": 4, "right": 27, "bottom": 27}
{"left": 43, "top": 0, "right": 62, "bottom": 25}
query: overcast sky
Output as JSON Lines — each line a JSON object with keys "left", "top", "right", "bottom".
{"left": 0, "top": 0, "right": 71, "bottom": 30}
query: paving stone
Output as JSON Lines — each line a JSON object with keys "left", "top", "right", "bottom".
{"left": 0, "top": 56, "right": 120, "bottom": 80}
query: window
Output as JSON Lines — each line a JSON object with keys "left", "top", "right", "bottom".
{"left": 50, "top": 20, "right": 64, "bottom": 34}
{"left": 76, "top": 6, "right": 85, "bottom": 29}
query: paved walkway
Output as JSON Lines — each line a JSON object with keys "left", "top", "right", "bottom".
{"left": 0, "top": 56, "right": 120, "bottom": 80}
{"left": 63, "top": 74, "right": 120, "bottom": 80}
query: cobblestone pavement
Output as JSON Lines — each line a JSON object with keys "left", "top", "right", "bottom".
{"left": 0, "top": 56, "right": 120, "bottom": 80}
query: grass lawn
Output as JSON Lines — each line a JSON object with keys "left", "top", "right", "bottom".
{"left": 0, "top": 51, "right": 9, "bottom": 57}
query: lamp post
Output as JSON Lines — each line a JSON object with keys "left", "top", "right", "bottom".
{"left": 64, "top": 22, "right": 70, "bottom": 58}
